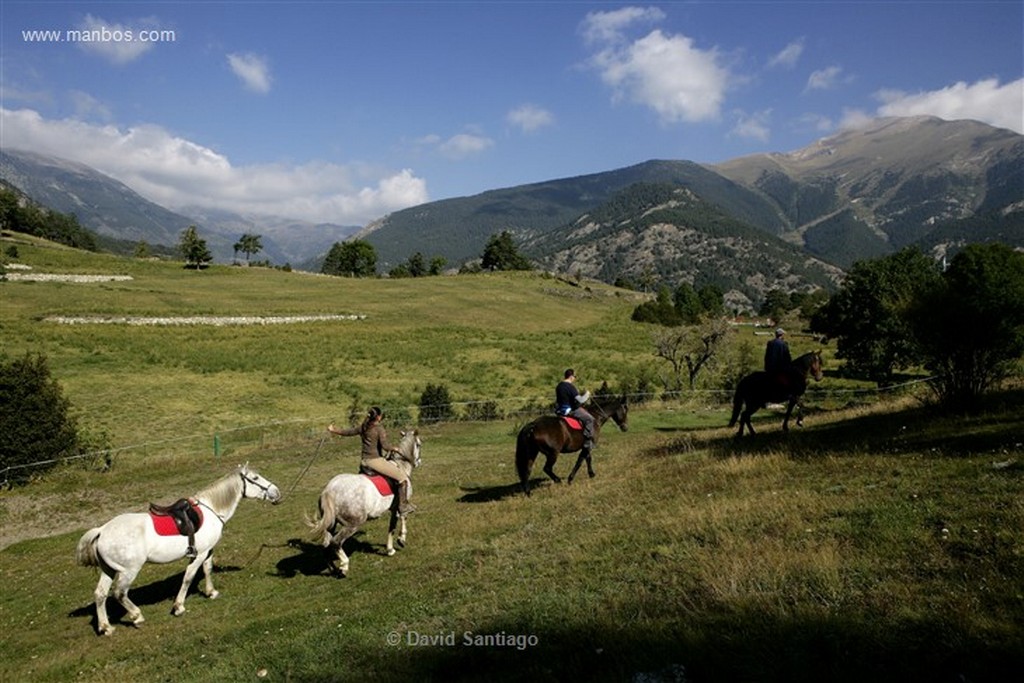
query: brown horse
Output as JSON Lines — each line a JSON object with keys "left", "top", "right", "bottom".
{"left": 729, "top": 350, "right": 823, "bottom": 437}
{"left": 515, "top": 395, "right": 629, "bottom": 495}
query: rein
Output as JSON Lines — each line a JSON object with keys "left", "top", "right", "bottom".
{"left": 197, "top": 499, "right": 226, "bottom": 524}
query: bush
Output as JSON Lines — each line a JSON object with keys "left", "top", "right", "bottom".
{"left": 463, "top": 400, "right": 502, "bottom": 422}
{"left": 0, "top": 353, "right": 83, "bottom": 485}
{"left": 419, "top": 383, "right": 454, "bottom": 424}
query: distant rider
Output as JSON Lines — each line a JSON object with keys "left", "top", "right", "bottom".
{"left": 555, "top": 368, "right": 596, "bottom": 450}
{"left": 764, "top": 327, "right": 793, "bottom": 391}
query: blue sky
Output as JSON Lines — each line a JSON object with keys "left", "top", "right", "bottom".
{"left": 2, "top": 1, "right": 1022, "bottom": 227}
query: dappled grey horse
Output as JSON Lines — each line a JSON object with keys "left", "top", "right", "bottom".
{"left": 307, "top": 430, "right": 421, "bottom": 577}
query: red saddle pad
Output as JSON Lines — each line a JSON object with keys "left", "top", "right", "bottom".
{"left": 562, "top": 416, "right": 583, "bottom": 431}
{"left": 363, "top": 473, "right": 395, "bottom": 496}
{"left": 149, "top": 503, "right": 203, "bottom": 536}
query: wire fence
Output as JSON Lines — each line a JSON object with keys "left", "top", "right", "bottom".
{"left": 1, "top": 378, "right": 935, "bottom": 486}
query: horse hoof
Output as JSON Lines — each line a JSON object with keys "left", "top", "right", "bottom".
{"left": 396, "top": 538, "right": 405, "bottom": 548}
{"left": 208, "top": 590, "right": 220, "bottom": 600}
{"left": 99, "top": 626, "right": 114, "bottom": 636}
{"left": 172, "top": 605, "right": 185, "bottom": 617}
{"left": 387, "top": 548, "right": 396, "bottom": 557}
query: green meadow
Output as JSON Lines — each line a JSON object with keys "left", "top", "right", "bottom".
{"left": 2, "top": 233, "right": 1022, "bottom": 682}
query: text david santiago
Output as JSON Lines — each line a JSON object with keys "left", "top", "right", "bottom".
{"left": 403, "top": 630, "right": 539, "bottom": 650}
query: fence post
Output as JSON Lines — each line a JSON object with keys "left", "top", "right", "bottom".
{"left": 214, "top": 434, "right": 220, "bottom": 458}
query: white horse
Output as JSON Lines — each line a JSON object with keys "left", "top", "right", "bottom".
{"left": 308, "top": 430, "right": 421, "bottom": 577}
{"left": 75, "top": 463, "right": 281, "bottom": 635}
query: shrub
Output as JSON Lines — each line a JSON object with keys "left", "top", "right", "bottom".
{"left": 0, "top": 353, "right": 83, "bottom": 485}
{"left": 463, "top": 400, "right": 502, "bottom": 422}
{"left": 419, "top": 383, "right": 454, "bottom": 424}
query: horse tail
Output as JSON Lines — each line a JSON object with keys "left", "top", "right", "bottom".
{"left": 75, "top": 527, "right": 102, "bottom": 567}
{"left": 728, "top": 380, "right": 744, "bottom": 427}
{"left": 515, "top": 422, "right": 538, "bottom": 487}
{"left": 306, "top": 491, "right": 336, "bottom": 547}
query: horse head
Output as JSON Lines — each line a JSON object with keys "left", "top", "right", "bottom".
{"left": 238, "top": 462, "right": 283, "bottom": 504}
{"left": 609, "top": 395, "right": 629, "bottom": 432}
{"left": 809, "top": 350, "right": 824, "bottom": 382}
{"left": 393, "top": 430, "right": 422, "bottom": 468}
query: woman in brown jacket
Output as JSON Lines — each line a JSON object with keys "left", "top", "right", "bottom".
{"left": 327, "top": 406, "right": 415, "bottom": 515}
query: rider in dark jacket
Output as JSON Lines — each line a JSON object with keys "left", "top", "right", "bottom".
{"left": 764, "top": 327, "right": 793, "bottom": 391}
{"left": 555, "top": 369, "right": 596, "bottom": 450}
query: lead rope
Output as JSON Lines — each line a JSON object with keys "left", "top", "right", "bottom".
{"left": 235, "top": 434, "right": 327, "bottom": 568}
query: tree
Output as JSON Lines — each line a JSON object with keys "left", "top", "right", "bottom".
{"left": 406, "top": 252, "right": 427, "bottom": 278}
{"left": 428, "top": 256, "right": 447, "bottom": 276}
{"left": 673, "top": 283, "right": 702, "bottom": 324}
{"left": 632, "top": 285, "right": 682, "bottom": 325}
{"left": 481, "top": 231, "right": 532, "bottom": 271}
{"left": 697, "top": 284, "right": 725, "bottom": 318}
{"left": 234, "top": 233, "right": 263, "bottom": 264}
{"left": 178, "top": 225, "right": 212, "bottom": 269}
{"left": 759, "top": 288, "right": 792, "bottom": 323}
{"left": 322, "top": 240, "right": 377, "bottom": 277}
{"left": 0, "top": 354, "right": 82, "bottom": 485}
{"left": 910, "top": 243, "right": 1024, "bottom": 408}
{"left": 653, "top": 318, "right": 731, "bottom": 392}
{"left": 812, "top": 247, "right": 941, "bottom": 384}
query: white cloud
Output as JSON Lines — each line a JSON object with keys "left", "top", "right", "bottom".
{"left": 1, "top": 107, "right": 428, "bottom": 225}
{"left": 75, "top": 14, "right": 159, "bottom": 65}
{"left": 69, "top": 90, "right": 112, "bottom": 121}
{"left": 874, "top": 78, "right": 1024, "bottom": 134}
{"left": 837, "top": 108, "right": 876, "bottom": 131}
{"left": 579, "top": 6, "right": 665, "bottom": 45}
{"left": 506, "top": 104, "right": 555, "bottom": 133}
{"left": 768, "top": 39, "right": 804, "bottom": 69}
{"left": 731, "top": 110, "right": 772, "bottom": 142}
{"left": 798, "top": 112, "right": 835, "bottom": 133}
{"left": 438, "top": 132, "right": 494, "bottom": 159}
{"left": 806, "top": 65, "right": 844, "bottom": 91}
{"left": 582, "top": 9, "right": 730, "bottom": 124}
{"left": 227, "top": 53, "right": 272, "bottom": 94}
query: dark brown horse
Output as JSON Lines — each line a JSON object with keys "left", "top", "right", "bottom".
{"left": 515, "top": 395, "right": 629, "bottom": 495}
{"left": 729, "top": 350, "right": 823, "bottom": 437}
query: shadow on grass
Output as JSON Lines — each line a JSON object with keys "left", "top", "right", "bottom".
{"left": 272, "top": 533, "right": 382, "bottom": 579}
{"left": 643, "top": 387, "right": 1024, "bottom": 462}
{"left": 68, "top": 562, "right": 242, "bottom": 633}
{"left": 324, "top": 606, "right": 1024, "bottom": 683}
{"left": 456, "top": 478, "right": 549, "bottom": 503}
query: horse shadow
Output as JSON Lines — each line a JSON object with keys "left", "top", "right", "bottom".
{"left": 456, "top": 478, "right": 549, "bottom": 503}
{"left": 69, "top": 564, "right": 241, "bottom": 629}
{"left": 272, "top": 534, "right": 378, "bottom": 578}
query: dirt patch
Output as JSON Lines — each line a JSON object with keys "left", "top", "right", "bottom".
{"left": 0, "top": 489, "right": 130, "bottom": 551}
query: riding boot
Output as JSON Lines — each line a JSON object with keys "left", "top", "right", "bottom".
{"left": 397, "top": 480, "right": 416, "bottom": 515}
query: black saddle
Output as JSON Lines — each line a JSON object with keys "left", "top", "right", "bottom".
{"left": 149, "top": 498, "right": 201, "bottom": 535}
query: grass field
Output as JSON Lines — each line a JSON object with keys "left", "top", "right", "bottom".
{"left": 2, "top": 234, "right": 1022, "bottom": 682}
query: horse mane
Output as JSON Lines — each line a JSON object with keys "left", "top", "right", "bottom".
{"left": 195, "top": 466, "right": 246, "bottom": 511}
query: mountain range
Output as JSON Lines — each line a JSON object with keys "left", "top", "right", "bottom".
{"left": 2, "top": 116, "right": 1021, "bottom": 306}
{"left": 0, "top": 149, "right": 360, "bottom": 265}
{"left": 361, "top": 116, "right": 1022, "bottom": 272}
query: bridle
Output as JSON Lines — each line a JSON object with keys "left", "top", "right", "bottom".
{"left": 239, "top": 468, "right": 275, "bottom": 498}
